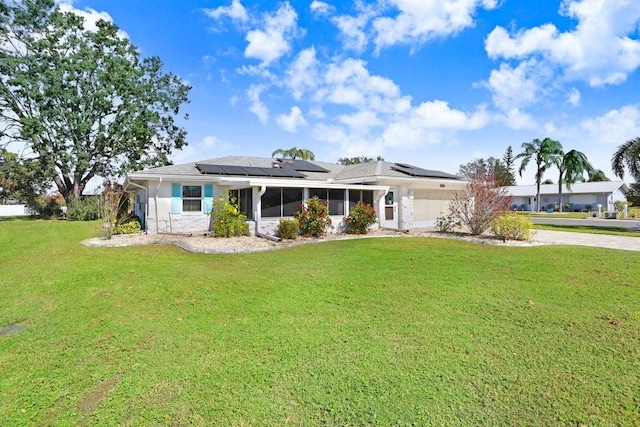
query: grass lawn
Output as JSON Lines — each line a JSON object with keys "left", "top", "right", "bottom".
{"left": 517, "top": 212, "right": 589, "bottom": 219}
{"left": 533, "top": 224, "right": 640, "bottom": 237}
{"left": 1, "top": 219, "right": 639, "bottom": 426}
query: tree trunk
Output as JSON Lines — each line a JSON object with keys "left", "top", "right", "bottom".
{"left": 558, "top": 176, "right": 563, "bottom": 213}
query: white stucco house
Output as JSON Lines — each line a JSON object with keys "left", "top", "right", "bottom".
{"left": 124, "top": 156, "right": 465, "bottom": 235}
{"left": 504, "top": 181, "right": 629, "bottom": 212}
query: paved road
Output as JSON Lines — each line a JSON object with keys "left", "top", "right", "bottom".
{"left": 530, "top": 216, "right": 640, "bottom": 230}
{"left": 533, "top": 229, "right": 640, "bottom": 252}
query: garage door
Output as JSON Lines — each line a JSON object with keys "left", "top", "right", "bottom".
{"left": 413, "top": 190, "right": 454, "bottom": 221}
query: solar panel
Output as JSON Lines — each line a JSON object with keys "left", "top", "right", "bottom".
{"left": 391, "top": 163, "right": 459, "bottom": 179}
{"left": 196, "top": 164, "right": 224, "bottom": 174}
{"left": 195, "top": 163, "right": 305, "bottom": 178}
{"left": 220, "top": 165, "right": 248, "bottom": 175}
{"left": 276, "top": 159, "right": 329, "bottom": 173}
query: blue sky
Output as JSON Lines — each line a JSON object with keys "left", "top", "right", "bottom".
{"left": 68, "top": 0, "right": 640, "bottom": 184}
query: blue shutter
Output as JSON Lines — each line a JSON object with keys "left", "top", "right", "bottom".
{"left": 204, "top": 184, "right": 214, "bottom": 214}
{"left": 171, "top": 183, "right": 181, "bottom": 214}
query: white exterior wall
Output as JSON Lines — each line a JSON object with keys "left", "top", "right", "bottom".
{"left": 0, "top": 204, "right": 31, "bottom": 216}
{"left": 146, "top": 181, "right": 221, "bottom": 234}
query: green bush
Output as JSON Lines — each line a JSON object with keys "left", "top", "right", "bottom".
{"left": 210, "top": 196, "right": 250, "bottom": 238}
{"left": 294, "top": 196, "right": 332, "bottom": 237}
{"left": 277, "top": 219, "right": 299, "bottom": 239}
{"left": 34, "top": 195, "right": 64, "bottom": 219}
{"left": 490, "top": 214, "right": 533, "bottom": 241}
{"left": 67, "top": 197, "right": 100, "bottom": 221}
{"left": 435, "top": 214, "right": 460, "bottom": 233}
{"left": 345, "top": 202, "right": 377, "bottom": 234}
{"left": 114, "top": 218, "right": 141, "bottom": 235}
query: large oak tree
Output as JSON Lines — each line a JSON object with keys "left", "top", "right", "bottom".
{"left": 0, "top": 0, "right": 190, "bottom": 203}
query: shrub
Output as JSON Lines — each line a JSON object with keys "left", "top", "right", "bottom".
{"left": 67, "top": 197, "right": 100, "bottom": 221}
{"left": 34, "top": 193, "right": 64, "bottom": 219}
{"left": 345, "top": 202, "right": 377, "bottom": 234}
{"left": 277, "top": 219, "right": 299, "bottom": 239}
{"left": 435, "top": 214, "right": 460, "bottom": 233}
{"left": 614, "top": 200, "right": 627, "bottom": 213}
{"left": 114, "top": 218, "right": 141, "bottom": 235}
{"left": 210, "top": 196, "right": 250, "bottom": 238}
{"left": 294, "top": 196, "right": 332, "bottom": 237}
{"left": 448, "top": 172, "right": 512, "bottom": 235}
{"left": 490, "top": 214, "right": 533, "bottom": 241}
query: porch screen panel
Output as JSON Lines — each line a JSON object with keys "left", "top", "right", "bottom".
{"left": 362, "top": 190, "right": 374, "bottom": 207}
{"left": 309, "top": 188, "right": 325, "bottom": 200}
{"left": 328, "top": 189, "right": 345, "bottom": 215}
{"left": 349, "top": 189, "right": 375, "bottom": 210}
{"left": 261, "top": 188, "right": 281, "bottom": 217}
{"left": 282, "top": 188, "right": 303, "bottom": 216}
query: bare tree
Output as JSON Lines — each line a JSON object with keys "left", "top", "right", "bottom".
{"left": 448, "top": 173, "right": 512, "bottom": 236}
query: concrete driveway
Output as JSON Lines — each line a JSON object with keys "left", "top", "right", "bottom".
{"left": 533, "top": 229, "right": 640, "bottom": 252}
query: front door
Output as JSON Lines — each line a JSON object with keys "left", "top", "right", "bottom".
{"left": 381, "top": 190, "right": 398, "bottom": 228}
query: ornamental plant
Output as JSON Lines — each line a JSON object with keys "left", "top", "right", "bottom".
{"left": 114, "top": 218, "right": 142, "bottom": 235}
{"left": 435, "top": 214, "right": 460, "bottom": 233}
{"left": 490, "top": 214, "right": 533, "bottom": 241}
{"left": 294, "top": 196, "right": 332, "bottom": 237}
{"left": 345, "top": 202, "right": 377, "bottom": 234}
{"left": 277, "top": 219, "right": 299, "bottom": 240}
{"left": 210, "top": 196, "right": 250, "bottom": 237}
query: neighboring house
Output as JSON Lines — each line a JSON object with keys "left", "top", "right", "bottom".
{"left": 124, "top": 156, "right": 465, "bottom": 235}
{"left": 504, "top": 181, "right": 629, "bottom": 212}
{"left": 0, "top": 204, "right": 31, "bottom": 217}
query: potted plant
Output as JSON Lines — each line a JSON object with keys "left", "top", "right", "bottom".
{"left": 546, "top": 204, "right": 554, "bottom": 213}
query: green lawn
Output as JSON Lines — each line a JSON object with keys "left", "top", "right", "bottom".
{"left": 517, "top": 212, "right": 589, "bottom": 219}
{"left": 533, "top": 224, "right": 640, "bottom": 237}
{"left": 1, "top": 219, "right": 639, "bottom": 426}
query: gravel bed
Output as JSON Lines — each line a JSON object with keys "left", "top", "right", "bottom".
{"left": 81, "top": 228, "right": 541, "bottom": 254}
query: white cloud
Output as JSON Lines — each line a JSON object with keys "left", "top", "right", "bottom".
{"left": 484, "top": 60, "right": 542, "bottom": 111}
{"left": 244, "top": 2, "right": 299, "bottom": 66}
{"left": 56, "top": 2, "right": 129, "bottom": 37}
{"left": 170, "top": 134, "right": 233, "bottom": 165}
{"left": 371, "top": 0, "right": 500, "bottom": 52}
{"left": 310, "top": 1, "right": 334, "bottom": 16}
{"left": 567, "top": 87, "right": 581, "bottom": 106}
{"left": 286, "top": 47, "right": 320, "bottom": 100}
{"left": 203, "top": 0, "right": 248, "bottom": 23}
{"left": 581, "top": 105, "right": 640, "bottom": 145}
{"left": 247, "top": 84, "right": 269, "bottom": 124}
{"left": 499, "top": 108, "right": 537, "bottom": 130}
{"left": 321, "top": 58, "right": 410, "bottom": 114}
{"left": 485, "top": 0, "right": 640, "bottom": 86}
{"left": 332, "top": 3, "right": 376, "bottom": 52}
{"left": 276, "top": 106, "right": 308, "bottom": 133}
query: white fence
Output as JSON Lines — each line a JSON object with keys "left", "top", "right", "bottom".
{"left": 0, "top": 204, "right": 31, "bottom": 217}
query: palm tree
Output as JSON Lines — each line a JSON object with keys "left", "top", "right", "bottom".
{"left": 271, "top": 147, "right": 315, "bottom": 160}
{"left": 555, "top": 149, "right": 594, "bottom": 212}
{"left": 588, "top": 169, "right": 610, "bottom": 182}
{"left": 516, "top": 137, "right": 563, "bottom": 212}
{"left": 612, "top": 137, "right": 640, "bottom": 181}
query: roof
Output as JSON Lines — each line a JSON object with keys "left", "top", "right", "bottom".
{"left": 127, "top": 156, "right": 461, "bottom": 183}
{"left": 504, "top": 181, "right": 629, "bottom": 197}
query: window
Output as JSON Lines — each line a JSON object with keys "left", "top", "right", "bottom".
{"left": 230, "top": 188, "right": 253, "bottom": 219}
{"left": 261, "top": 187, "right": 303, "bottom": 217}
{"left": 182, "top": 185, "right": 202, "bottom": 212}
{"left": 348, "top": 189, "right": 374, "bottom": 210}
{"left": 310, "top": 188, "right": 345, "bottom": 215}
